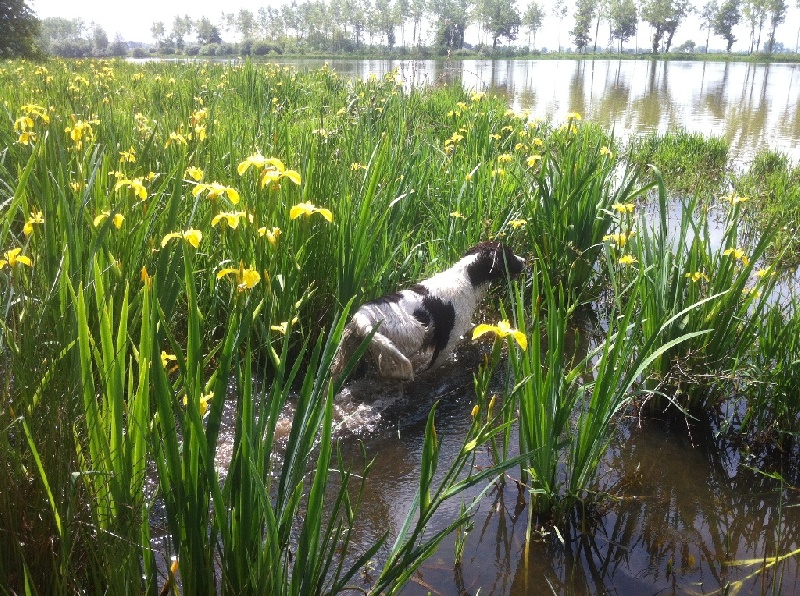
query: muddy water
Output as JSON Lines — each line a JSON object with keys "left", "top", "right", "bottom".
{"left": 320, "top": 344, "right": 800, "bottom": 595}
{"left": 207, "top": 333, "right": 799, "bottom": 595}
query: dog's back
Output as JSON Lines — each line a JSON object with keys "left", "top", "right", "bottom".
{"left": 332, "top": 242, "right": 524, "bottom": 382}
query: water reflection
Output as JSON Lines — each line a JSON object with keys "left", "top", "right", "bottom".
{"left": 280, "top": 59, "right": 800, "bottom": 165}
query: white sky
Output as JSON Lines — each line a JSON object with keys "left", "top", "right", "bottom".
{"left": 29, "top": 0, "right": 800, "bottom": 53}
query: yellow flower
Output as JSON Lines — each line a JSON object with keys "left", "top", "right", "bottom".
{"left": 237, "top": 154, "right": 301, "bottom": 189}
{"left": 444, "top": 132, "right": 464, "bottom": 147}
{"left": 165, "top": 131, "right": 188, "bottom": 147}
{"left": 600, "top": 146, "right": 613, "bottom": 158}
{"left": 619, "top": 254, "right": 638, "bottom": 266}
{"left": 23, "top": 210, "right": 44, "bottom": 236}
{"left": 185, "top": 166, "right": 204, "bottom": 182}
{"left": 755, "top": 268, "right": 774, "bottom": 278}
{"left": 450, "top": 211, "right": 465, "bottom": 219}
{"left": 526, "top": 154, "right": 542, "bottom": 167}
{"left": 612, "top": 202, "right": 635, "bottom": 213}
{"left": 0, "top": 248, "right": 33, "bottom": 269}
{"left": 509, "top": 219, "right": 527, "bottom": 229}
{"left": 470, "top": 404, "right": 479, "bottom": 418}
{"left": 93, "top": 211, "right": 125, "bottom": 229}
{"left": 160, "top": 351, "right": 177, "bottom": 368}
{"left": 472, "top": 320, "right": 527, "bottom": 351}
{"left": 566, "top": 111, "right": 582, "bottom": 120}
{"left": 211, "top": 211, "right": 250, "bottom": 229}
{"left": 115, "top": 178, "right": 148, "bottom": 201}
{"left": 161, "top": 229, "right": 203, "bottom": 249}
{"left": 497, "top": 153, "right": 513, "bottom": 164}
{"left": 603, "top": 231, "right": 634, "bottom": 247}
{"left": 470, "top": 91, "right": 486, "bottom": 102}
{"left": 721, "top": 191, "right": 748, "bottom": 204}
{"left": 192, "top": 182, "right": 240, "bottom": 205}
{"left": 119, "top": 147, "right": 136, "bottom": 163}
{"left": 685, "top": 271, "right": 710, "bottom": 283}
{"left": 257, "top": 226, "right": 282, "bottom": 245}
{"left": 183, "top": 392, "right": 212, "bottom": 416}
{"left": 290, "top": 202, "right": 333, "bottom": 223}
{"left": 723, "top": 247, "right": 749, "bottom": 266}
{"left": 350, "top": 162, "right": 367, "bottom": 171}
{"left": 270, "top": 317, "right": 299, "bottom": 335}
{"left": 216, "top": 263, "right": 261, "bottom": 291}
{"left": 18, "top": 131, "right": 37, "bottom": 145}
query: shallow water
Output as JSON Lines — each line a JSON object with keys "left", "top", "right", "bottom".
{"left": 208, "top": 334, "right": 799, "bottom": 595}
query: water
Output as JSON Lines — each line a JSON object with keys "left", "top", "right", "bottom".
{"left": 279, "top": 58, "right": 800, "bottom": 167}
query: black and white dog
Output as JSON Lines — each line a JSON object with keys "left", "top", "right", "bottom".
{"left": 332, "top": 242, "right": 525, "bottom": 381}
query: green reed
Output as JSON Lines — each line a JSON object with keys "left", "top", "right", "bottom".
{"left": 630, "top": 171, "right": 780, "bottom": 410}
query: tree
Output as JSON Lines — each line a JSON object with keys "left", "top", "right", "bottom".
{"left": 765, "top": 0, "right": 787, "bottom": 52}
{"left": 478, "top": 0, "right": 521, "bottom": 48}
{"left": 430, "top": 0, "right": 472, "bottom": 49}
{"left": 235, "top": 10, "right": 257, "bottom": 40}
{"left": 640, "top": 0, "right": 692, "bottom": 53}
{"left": 713, "top": 0, "right": 741, "bottom": 51}
{"left": 552, "top": 0, "right": 568, "bottom": 51}
{"left": 592, "top": 0, "right": 609, "bottom": 52}
{"left": 151, "top": 21, "right": 166, "bottom": 44}
{"left": 92, "top": 23, "right": 108, "bottom": 55}
{"left": 195, "top": 16, "right": 222, "bottom": 44}
{"left": 170, "top": 15, "right": 193, "bottom": 50}
{"left": 742, "top": 0, "right": 769, "bottom": 52}
{"left": 523, "top": 1, "right": 545, "bottom": 48}
{"left": 1, "top": 0, "right": 41, "bottom": 57}
{"left": 700, "top": 0, "right": 718, "bottom": 51}
{"left": 609, "top": 0, "right": 638, "bottom": 51}
{"left": 571, "top": 0, "right": 595, "bottom": 52}
{"left": 108, "top": 33, "right": 127, "bottom": 57}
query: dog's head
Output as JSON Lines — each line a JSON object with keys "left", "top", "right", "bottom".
{"left": 463, "top": 241, "right": 525, "bottom": 286}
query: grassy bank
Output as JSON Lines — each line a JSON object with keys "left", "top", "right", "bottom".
{"left": 1, "top": 58, "right": 797, "bottom": 593}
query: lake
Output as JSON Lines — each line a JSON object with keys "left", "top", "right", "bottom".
{"left": 279, "top": 58, "right": 800, "bottom": 167}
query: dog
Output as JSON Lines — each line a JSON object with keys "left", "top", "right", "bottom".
{"left": 332, "top": 241, "right": 525, "bottom": 382}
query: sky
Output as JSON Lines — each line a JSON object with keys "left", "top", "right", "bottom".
{"left": 29, "top": 0, "right": 800, "bottom": 53}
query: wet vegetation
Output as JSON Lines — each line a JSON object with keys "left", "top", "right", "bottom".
{"left": 0, "top": 58, "right": 798, "bottom": 593}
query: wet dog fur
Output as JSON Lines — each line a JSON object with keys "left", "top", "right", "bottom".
{"left": 332, "top": 242, "right": 525, "bottom": 382}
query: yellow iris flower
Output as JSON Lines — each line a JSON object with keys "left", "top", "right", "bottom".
{"left": 211, "top": 211, "right": 251, "bottom": 229}
{"left": 23, "top": 210, "right": 44, "bottom": 236}
{"left": 290, "top": 202, "right": 333, "bottom": 223}
{"left": 216, "top": 263, "right": 261, "bottom": 291}
{"left": 93, "top": 211, "right": 125, "bottom": 229}
{"left": 685, "top": 271, "right": 710, "bottom": 283}
{"left": 723, "top": 247, "right": 749, "bottom": 266}
{"left": 0, "top": 248, "right": 33, "bottom": 269}
{"left": 258, "top": 226, "right": 282, "bottom": 245}
{"left": 612, "top": 202, "right": 635, "bottom": 213}
{"left": 161, "top": 229, "right": 203, "bottom": 249}
{"left": 192, "top": 182, "right": 240, "bottom": 205}
{"left": 115, "top": 178, "right": 148, "bottom": 201}
{"left": 472, "top": 320, "right": 527, "bottom": 351}
{"left": 185, "top": 166, "right": 204, "bottom": 182}
{"left": 619, "top": 254, "right": 638, "bottom": 266}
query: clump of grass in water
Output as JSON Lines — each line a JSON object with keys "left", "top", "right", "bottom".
{"left": 626, "top": 128, "right": 729, "bottom": 198}
{"left": 733, "top": 149, "right": 800, "bottom": 267}
{"left": 627, "top": 169, "right": 780, "bottom": 412}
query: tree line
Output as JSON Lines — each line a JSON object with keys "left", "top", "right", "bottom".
{"left": 1, "top": 0, "right": 798, "bottom": 59}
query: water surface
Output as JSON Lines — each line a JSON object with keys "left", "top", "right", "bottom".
{"left": 281, "top": 59, "right": 800, "bottom": 166}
